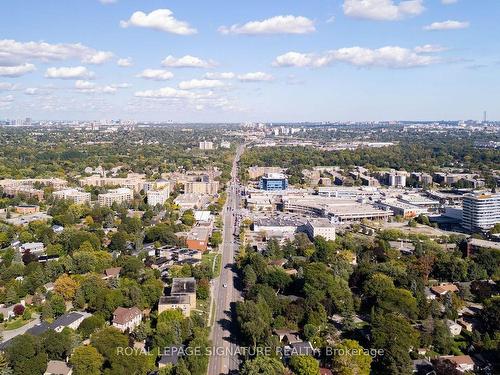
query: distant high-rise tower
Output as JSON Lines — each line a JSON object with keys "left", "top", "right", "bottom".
{"left": 483, "top": 111, "right": 487, "bottom": 123}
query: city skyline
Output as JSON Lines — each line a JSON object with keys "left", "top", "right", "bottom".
{"left": 1, "top": 0, "right": 499, "bottom": 122}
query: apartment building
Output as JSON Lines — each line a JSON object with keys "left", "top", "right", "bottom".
{"left": 305, "top": 219, "right": 336, "bottom": 241}
{"left": 387, "top": 171, "right": 407, "bottom": 187}
{"left": 52, "top": 189, "right": 91, "bottom": 204}
{"left": 184, "top": 180, "right": 219, "bottom": 195}
{"left": 3, "top": 185, "right": 44, "bottom": 201}
{"left": 147, "top": 187, "right": 170, "bottom": 206}
{"left": 79, "top": 174, "right": 146, "bottom": 193}
{"left": 97, "top": 188, "right": 133, "bottom": 207}
{"left": 199, "top": 141, "right": 213, "bottom": 150}
{"left": 462, "top": 192, "right": 500, "bottom": 231}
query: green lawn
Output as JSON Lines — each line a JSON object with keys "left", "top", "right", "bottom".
{"left": 202, "top": 252, "right": 222, "bottom": 277}
{"left": 3, "top": 316, "right": 33, "bottom": 330}
{"left": 195, "top": 298, "right": 211, "bottom": 325}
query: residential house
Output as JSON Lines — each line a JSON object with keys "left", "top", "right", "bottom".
{"left": 102, "top": 267, "right": 121, "bottom": 280}
{"left": 439, "top": 355, "right": 475, "bottom": 373}
{"left": 50, "top": 312, "right": 90, "bottom": 332}
{"left": 44, "top": 360, "right": 72, "bottom": 375}
{"left": 431, "top": 283, "right": 459, "bottom": 297}
{"left": 112, "top": 306, "right": 142, "bottom": 332}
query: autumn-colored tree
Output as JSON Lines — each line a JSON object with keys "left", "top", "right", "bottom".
{"left": 54, "top": 274, "right": 79, "bottom": 300}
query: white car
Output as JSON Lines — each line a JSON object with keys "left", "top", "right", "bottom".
{"left": 223, "top": 283, "right": 227, "bottom": 288}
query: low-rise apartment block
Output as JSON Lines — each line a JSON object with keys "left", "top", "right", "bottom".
{"left": 147, "top": 187, "right": 170, "bottom": 206}
{"left": 98, "top": 188, "right": 133, "bottom": 207}
{"left": 305, "top": 219, "right": 336, "bottom": 241}
{"left": 184, "top": 180, "right": 219, "bottom": 195}
{"left": 52, "top": 189, "right": 91, "bottom": 204}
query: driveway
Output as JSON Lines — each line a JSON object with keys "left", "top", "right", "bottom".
{"left": 1, "top": 314, "right": 41, "bottom": 342}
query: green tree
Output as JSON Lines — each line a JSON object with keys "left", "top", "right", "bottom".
{"left": 289, "top": 355, "right": 320, "bottom": 375}
{"left": 41, "top": 329, "right": 73, "bottom": 360}
{"left": 108, "top": 231, "right": 128, "bottom": 252}
{"left": 78, "top": 315, "right": 106, "bottom": 338}
{"left": 479, "top": 296, "right": 500, "bottom": 333}
{"left": 5, "top": 335, "right": 48, "bottom": 375}
{"left": 0, "top": 352, "right": 13, "bottom": 375}
{"left": 372, "top": 313, "right": 419, "bottom": 375}
{"left": 209, "top": 231, "right": 222, "bottom": 248}
{"left": 69, "top": 345, "right": 103, "bottom": 375}
{"left": 235, "top": 300, "right": 272, "bottom": 347}
{"left": 432, "top": 320, "right": 453, "bottom": 355}
{"left": 331, "top": 340, "right": 372, "bottom": 375}
{"left": 241, "top": 356, "right": 285, "bottom": 375}
{"left": 180, "top": 210, "right": 195, "bottom": 226}
{"left": 90, "top": 326, "right": 129, "bottom": 360}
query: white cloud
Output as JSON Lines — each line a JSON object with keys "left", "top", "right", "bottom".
{"left": 162, "top": 55, "right": 215, "bottom": 68}
{"left": 75, "top": 80, "right": 96, "bottom": 90}
{"left": 272, "top": 51, "right": 313, "bottom": 67}
{"left": 424, "top": 20, "right": 469, "bottom": 31}
{"left": 343, "top": 0, "right": 425, "bottom": 21}
{"left": 25, "top": 88, "right": 40, "bottom": 95}
{"left": 99, "top": 0, "right": 117, "bottom": 4}
{"left": 111, "top": 83, "right": 131, "bottom": 88}
{"left": 414, "top": 44, "right": 447, "bottom": 53}
{"left": 219, "top": 15, "right": 315, "bottom": 35}
{"left": 45, "top": 66, "right": 94, "bottom": 79}
{"left": 136, "top": 69, "right": 174, "bottom": 81}
{"left": 273, "top": 46, "right": 440, "bottom": 68}
{"left": 178, "top": 79, "right": 224, "bottom": 90}
{"left": 0, "top": 82, "right": 16, "bottom": 90}
{"left": 75, "top": 80, "right": 126, "bottom": 94}
{"left": 0, "top": 63, "right": 36, "bottom": 77}
{"left": 441, "top": 0, "right": 457, "bottom": 4}
{"left": 326, "top": 15, "right": 336, "bottom": 23}
{"left": 134, "top": 86, "right": 209, "bottom": 99}
{"left": 120, "top": 9, "right": 197, "bottom": 35}
{"left": 0, "top": 39, "right": 113, "bottom": 65}
{"left": 0, "top": 94, "right": 14, "bottom": 102}
{"left": 204, "top": 72, "right": 235, "bottom": 80}
{"left": 237, "top": 72, "right": 274, "bottom": 82}
{"left": 117, "top": 57, "right": 133, "bottom": 67}
{"left": 83, "top": 51, "right": 113, "bottom": 64}
{"left": 100, "top": 86, "right": 117, "bottom": 94}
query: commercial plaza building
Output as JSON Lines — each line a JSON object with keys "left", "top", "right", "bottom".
{"left": 462, "top": 192, "right": 500, "bottom": 231}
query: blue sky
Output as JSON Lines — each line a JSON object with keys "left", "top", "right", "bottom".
{"left": 0, "top": 0, "right": 499, "bottom": 122}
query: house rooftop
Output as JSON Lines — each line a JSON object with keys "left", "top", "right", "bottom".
{"left": 50, "top": 312, "right": 87, "bottom": 330}
{"left": 159, "top": 295, "right": 191, "bottom": 305}
{"left": 45, "top": 360, "right": 72, "bottom": 375}
{"left": 112, "top": 306, "right": 141, "bottom": 325}
{"left": 431, "top": 284, "right": 459, "bottom": 295}
{"left": 171, "top": 277, "right": 196, "bottom": 295}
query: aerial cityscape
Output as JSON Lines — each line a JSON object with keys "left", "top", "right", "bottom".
{"left": 0, "top": 1, "right": 499, "bottom": 375}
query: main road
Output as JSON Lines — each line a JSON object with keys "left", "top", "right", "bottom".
{"left": 208, "top": 144, "right": 244, "bottom": 375}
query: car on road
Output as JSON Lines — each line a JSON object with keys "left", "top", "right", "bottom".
{"left": 223, "top": 283, "right": 227, "bottom": 288}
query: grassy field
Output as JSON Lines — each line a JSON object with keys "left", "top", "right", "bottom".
{"left": 202, "top": 252, "right": 222, "bottom": 277}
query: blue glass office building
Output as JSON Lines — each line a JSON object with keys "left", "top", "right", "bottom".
{"left": 259, "top": 174, "right": 288, "bottom": 191}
